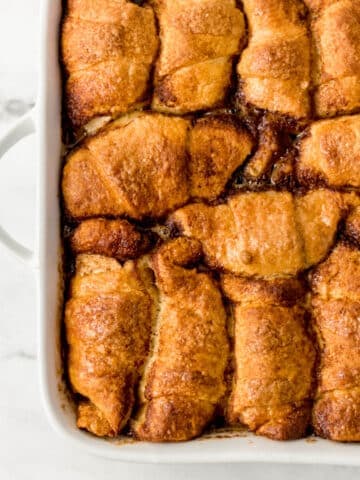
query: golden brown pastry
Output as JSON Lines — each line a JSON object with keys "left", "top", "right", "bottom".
{"left": 311, "top": 243, "right": 360, "bottom": 441}
{"left": 304, "top": 0, "right": 360, "bottom": 117}
{"left": 133, "top": 238, "right": 228, "bottom": 441}
{"left": 222, "top": 275, "right": 315, "bottom": 440}
{"left": 65, "top": 254, "right": 155, "bottom": 437}
{"left": 151, "top": 0, "right": 245, "bottom": 113}
{"left": 62, "top": 113, "right": 190, "bottom": 220}
{"left": 189, "top": 115, "right": 253, "bottom": 200}
{"left": 62, "top": 0, "right": 158, "bottom": 129}
{"left": 62, "top": 113, "right": 254, "bottom": 220}
{"left": 70, "top": 218, "right": 151, "bottom": 261}
{"left": 237, "top": 0, "right": 311, "bottom": 119}
{"left": 171, "top": 189, "right": 344, "bottom": 277}
{"left": 296, "top": 115, "right": 360, "bottom": 188}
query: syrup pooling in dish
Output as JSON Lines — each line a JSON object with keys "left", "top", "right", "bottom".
{"left": 61, "top": 0, "right": 360, "bottom": 443}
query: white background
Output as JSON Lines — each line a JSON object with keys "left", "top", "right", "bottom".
{"left": 0, "top": 1, "right": 359, "bottom": 478}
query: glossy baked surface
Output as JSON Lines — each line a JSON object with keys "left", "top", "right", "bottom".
{"left": 61, "top": 0, "right": 360, "bottom": 443}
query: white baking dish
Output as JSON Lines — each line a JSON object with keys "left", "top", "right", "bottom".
{"left": 0, "top": 0, "right": 359, "bottom": 464}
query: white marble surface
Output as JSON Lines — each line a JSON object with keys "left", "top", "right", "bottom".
{"left": 0, "top": 1, "right": 359, "bottom": 478}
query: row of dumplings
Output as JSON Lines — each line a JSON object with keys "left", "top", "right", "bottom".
{"left": 65, "top": 196, "right": 360, "bottom": 441}
{"left": 62, "top": 111, "right": 360, "bottom": 222}
{"left": 62, "top": 0, "right": 360, "bottom": 132}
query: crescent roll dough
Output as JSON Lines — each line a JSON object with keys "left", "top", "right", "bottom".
{"left": 304, "top": 0, "right": 360, "bottom": 117}
{"left": 62, "top": 0, "right": 158, "bottom": 129}
{"left": 65, "top": 254, "right": 155, "bottom": 437}
{"left": 171, "top": 189, "right": 345, "bottom": 277}
{"left": 70, "top": 218, "right": 152, "bottom": 261}
{"left": 311, "top": 243, "right": 360, "bottom": 441}
{"left": 133, "top": 238, "right": 228, "bottom": 441}
{"left": 237, "top": 0, "right": 311, "bottom": 119}
{"left": 223, "top": 276, "right": 315, "bottom": 440}
{"left": 62, "top": 113, "right": 191, "bottom": 219}
{"left": 151, "top": 0, "right": 245, "bottom": 113}
{"left": 296, "top": 115, "right": 360, "bottom": 188}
